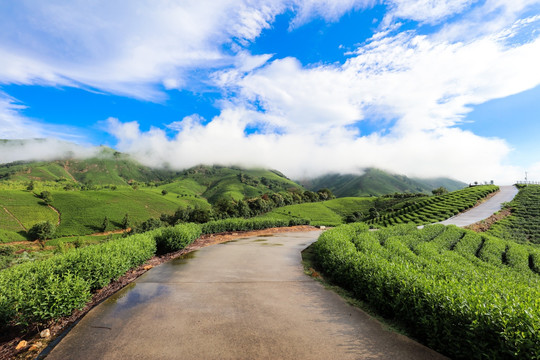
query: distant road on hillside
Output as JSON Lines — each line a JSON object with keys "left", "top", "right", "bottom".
{"left": 438, "top": 185, "right": 518, "bottom": 227}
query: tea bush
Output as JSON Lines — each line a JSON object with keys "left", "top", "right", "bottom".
{"left": 313, "top": 223, "right": 540, "bottom": 359}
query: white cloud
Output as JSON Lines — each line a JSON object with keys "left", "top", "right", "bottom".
{"left": 0, "top": 0, "right": 289, "bottom": 100}
{"left": 0, "top": 138, "right": 100, "bottom": 164}
{"left": 106, "top": 112, "right": 521, "bottom": 183}
{"left": 290, "top": 0, "right": 376, "bottom": 27}
{"left": 2, "top": 1, "right": 540, "bottom": 185}
{"left": 383, "top": 0, "right": 478, "bottom": 25}
{"left": 103, "top": 12, "right": 540, "bottom": 184}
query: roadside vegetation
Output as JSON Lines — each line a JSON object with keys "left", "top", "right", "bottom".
{"left": 488, "top": 184, "right": 540, "bottom": 244}
{"left": 0, "top": 218, "right": 305, "bottom": 335}
{"left": 312, "top": 223, "right": 540, "bottom": 359}
{"left": 365, "top": 185, "right": 498, "bottom": 227}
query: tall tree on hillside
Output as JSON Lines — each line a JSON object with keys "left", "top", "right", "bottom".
{"left": 101, "top": 216, "right": 109, "bottom": 232}
{"left": 121, "top": 213, "right": 131, "bottom": 229}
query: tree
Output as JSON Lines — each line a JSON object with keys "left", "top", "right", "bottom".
{"left": 121, "top": 213, "right": 131, "bottom": 229}
{"left": 101, "top": 216, "right": 109, "bottom": 232}
{"left": 28, "top": 221, "right": 56, "bottom": 240}
{"left": 26, "top": 181, "right": 34, "bottom": 191}
{"left": 432, "top": 187, "right": 448, "bottom": 196}
{"left": 317, "top": 188, "right": 334, "bottom": 201}
{"left": 161, "top": 189, "right": 168, "bottom": 196}
{"left": 40, "top": 191, "right": 53, "bottom": 205}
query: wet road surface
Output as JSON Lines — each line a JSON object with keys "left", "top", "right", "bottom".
{"left": 46, "top": 231, "right": 446, "bottom": 360}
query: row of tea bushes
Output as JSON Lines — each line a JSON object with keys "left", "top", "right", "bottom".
{"left": 0, "top": 218, "right": 310, "bottom": 330}
{"left": 200, "top": 217, "right": 309, "bottom": 234}
{"left": 313, "top": 223, "right": 540, "bottom": 359}
{"left": 367, "top": 185, "right": 498, "bottom": 227}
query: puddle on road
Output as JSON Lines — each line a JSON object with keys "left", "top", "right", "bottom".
{"left": 170, "top": 251, "right": 197, "bottom": 265}
{"left": 101, "top": 282, "right": 170, "bottom": 316}
{"left": 252, "top": 239, "right": 267, "bottom": 242}
{"left": 257, "top": 234, "right": 275, "bottom": 237}
{"left": 219, "top": 239, "right": 240, "bottom": 245}
{"left": 260, "top": 243, "right": 283, "bottom": 246}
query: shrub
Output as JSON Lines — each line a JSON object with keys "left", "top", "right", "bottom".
{"left": 0, "top": 232, "right": 156, "bottom": 328}
{"left": 28, "top": 221, "right": 56, "bottom": 240}
{"left": 154, "top": 223, "right": 202, "bottom": 255}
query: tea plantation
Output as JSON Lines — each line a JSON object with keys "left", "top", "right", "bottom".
{"left": 313, "top": 223, "right": 540, "bottom": 359}
{"left": 256, "top": 197, "right": 377, "bottom": 226}
{"left": 488, "top": 185, "right": 540, "bottom": 244}
{"left": 366, "top": 185, "right": 498, "bottom": 227}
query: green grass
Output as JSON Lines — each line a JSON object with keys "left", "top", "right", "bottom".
{"left": 0, "top": 229, "right": 27, "bottom": 243}
{"left": 0, "top": 190, "right": 58, "bottom": 230}
{"left": 158, "top": 179, "right": 206, "bottom": 196}
{"left": 256, "top": 197, "right": 376, "bottom": 226}
{"left": 51, "top": 189, "right": 210, "bottom": 236}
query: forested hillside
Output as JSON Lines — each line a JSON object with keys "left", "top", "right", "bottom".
{"left": 300, "top": 168, "right": 465, "bottom": 197}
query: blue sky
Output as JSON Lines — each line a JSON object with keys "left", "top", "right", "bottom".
{"left": 0, "top": 0, "right": 539, "bottom": 183}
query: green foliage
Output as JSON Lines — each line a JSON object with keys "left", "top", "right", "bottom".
{"left": 133, "top": 218, "right": 164, "bottom": 233}
{"left": 367, "top": 185, "right": 499, "bottom": 227}
{"left": 488, "top": 185, "right": 540, "bottom": 244}
{"left": 300, "top": 168, "right": 466, "bottom": 197}
{"left": 121, "top": 213, "right": 131, "bottom": 229}
{"left": 313, "top": 224, "right": 540, "bottom": 359}
{"left": 431, "top": 186, "right": 448, "bottom": 195}
{"left": 28, "top": 220, "right": 56, "bottom": 240}
{"left": 257, "top": 197, "right": 375, "bottom": 226}
{"left": 101, "top": 216, "right": 109, "bottom": 232}
{"left": 0, "top": 190, "right": 58, "bottom": 231}
{"left": 51, "top": 189, "right": 207, "bottom": 236}
{"left": 154, "top": 223, "right": 201, "bottom": 255}
{"left": 0, "top": 229, "right": 27, "bottom": 243}
{"left": 200, "top": 217, "right": 307, "bottom": 234}
{"left": 0, "top": 232, "right": 156, "bottom": 328}
{"left": 39, "top": 190, "right": 53, "bottom": 205}
{"left": 0, "top": 246, "right": 15, "bottom": 269}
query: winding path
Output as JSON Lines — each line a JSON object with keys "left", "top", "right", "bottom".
{"left": 45, "top": 231, "right": 446, "bottom": 360}
{"left": 438, "top": 185, "right": 518, "bottom": 227}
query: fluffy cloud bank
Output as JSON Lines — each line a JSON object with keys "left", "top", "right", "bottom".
{"left": 1, "top": 0, "right": 540, "bottom": 184}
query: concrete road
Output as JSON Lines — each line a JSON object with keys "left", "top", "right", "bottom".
{"left": 46, "top": 231, "right": 446, "bottom": 360}
{"left": 438, "top": 185, "right": 518, "bottom": 227}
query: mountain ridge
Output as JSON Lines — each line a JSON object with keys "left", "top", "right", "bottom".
{"left": 298, "top": 168, "right": 466, "bottom": 197}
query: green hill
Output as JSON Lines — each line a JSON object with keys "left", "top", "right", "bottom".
{"left": 256, "top": 197, "right": 377, "bottom": 226}
{"left": 299, "top": 168, "right": 466, "bottom": 197}
{"left": 175, "top": 165, "right": 302, "bottom": 203}
{"left": 0, "top": 146, "right": 177, "bottom": 186}
{"left": 0, "top": 153, "right": 306, "bottom": 241}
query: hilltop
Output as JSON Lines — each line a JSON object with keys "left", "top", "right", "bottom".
{"left": 299, "top": 168, "right": 466, "bottom": 197}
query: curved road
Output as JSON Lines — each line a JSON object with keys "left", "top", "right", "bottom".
{"left": 46, "top": 231, "right": 446, "bottom": 360}
{"left": 438, "top": 185, "right": 518, "bottom": 227}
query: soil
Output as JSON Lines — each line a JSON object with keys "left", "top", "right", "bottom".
{"left": 464, "top": 208, "right": 511, "bottom": 233}
{"left": 0, "top": 225, "right": 318, "bottom": 360}
{"left": 46, "top": 206, "right": 61, "bottom": 226}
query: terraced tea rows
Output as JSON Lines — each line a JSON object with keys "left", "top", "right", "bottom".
{"left": 488, "top": 185, "right": 540, "bottom": 244}
{"left": 313, "top": 223, "right": 540, "bottom": 359}
{"left": 366, "top": 185, "right": 498, "bottom": 227}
